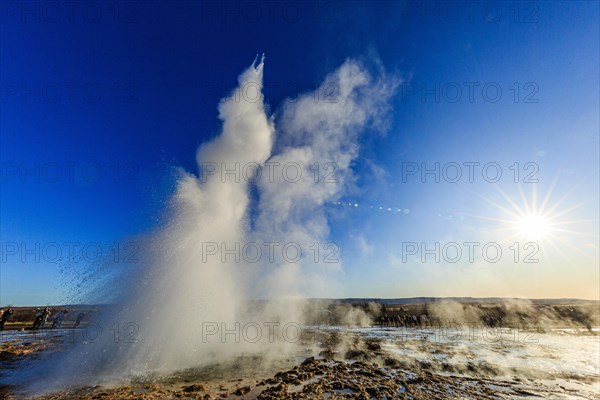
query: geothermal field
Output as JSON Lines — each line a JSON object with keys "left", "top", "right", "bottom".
{"left": 1, "top": 299, "right": 599, "bottom": 399}
{"left": 2, "top": 2, "right": 599, "bottom": 399}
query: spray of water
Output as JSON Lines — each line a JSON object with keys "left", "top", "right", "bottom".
{"left": 20, "top": 56, "right": 398, "bottom": 393}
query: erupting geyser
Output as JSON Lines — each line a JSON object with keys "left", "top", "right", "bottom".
{"left": 22, "top": 56, "right": 398, "bottom": 393}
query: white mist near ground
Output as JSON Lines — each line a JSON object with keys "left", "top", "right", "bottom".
{"left": 21, "top": 57, "right": 397, "bottom": 391}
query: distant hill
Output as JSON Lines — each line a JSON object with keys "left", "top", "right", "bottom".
{"left": 3, "top": 297, "right": 598, "bottom": 309}
{"left": 336, "top": 297, "right": 599, "bottom": 305}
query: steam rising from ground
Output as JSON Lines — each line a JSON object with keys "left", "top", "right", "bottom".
{"left": 27, "top": 57, "right": 397, "bottom": 390}
{"left": 426, "top": 299, "right": 598, "bottom": 330}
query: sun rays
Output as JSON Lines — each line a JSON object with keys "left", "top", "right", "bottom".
{"left": 470, "top": 178, "right": 591, "bottom": 261}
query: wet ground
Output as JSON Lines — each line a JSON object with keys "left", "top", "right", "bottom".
{"left": 1, "top": 326, "right": 598, "bottom": 399}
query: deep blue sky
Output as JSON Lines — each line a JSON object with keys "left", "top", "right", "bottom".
{"left": 1, "top": 1, "right": 598, "bottom": 305}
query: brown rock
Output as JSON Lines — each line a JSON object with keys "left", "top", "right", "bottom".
{"left": 182, "top": 384, "right": 206, "bottom": 393}
{"left": 234, "top": 386, "right": 251, "bottom": 396}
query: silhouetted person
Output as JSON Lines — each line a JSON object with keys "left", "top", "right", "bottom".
{"left": 39, "top": 307, "right": 51, "bottom": 328}
{"left": 32, "top": 308, "right": 43, "bottom": 330}
{"left": 74, "top": 312, "right": 86, "bottom": 328}
{"left": 0, "top": 308, "right": 14, "bottom": 330}
{"left": 52, "top": 310, "right": 68, "bottom": 329}
{"left": 32, "top": 307, "right": 51, "bottom": 330}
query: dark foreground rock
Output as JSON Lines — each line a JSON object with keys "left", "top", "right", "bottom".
{"left": 5, "top": 356, "right": 596, "bottom": 399}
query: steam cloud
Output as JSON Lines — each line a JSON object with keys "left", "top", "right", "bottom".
{"left": 21, "top": 56, "right": 398, "bottom": 391}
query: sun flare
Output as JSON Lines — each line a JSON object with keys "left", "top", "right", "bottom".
{"left": 474, "top": 182, "right": 589, "bottom": 259}
{"left": 516, "top": 213, "right": 551, "bottom": 240}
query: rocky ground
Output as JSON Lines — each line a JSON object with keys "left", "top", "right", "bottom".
{"left": 1, "top": 328, "right": 599, "bottom": 400}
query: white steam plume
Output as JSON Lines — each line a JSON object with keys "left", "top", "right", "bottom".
{"left": 22, "top": 56, "right": 397, "bottom": 393}
{"left": 250, "top": 60, "right": 398, "bottom": 299}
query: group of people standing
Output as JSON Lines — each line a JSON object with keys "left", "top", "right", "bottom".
{"left": 0, "top": 307, "right": 86, "bottom": 331}
{"left": 32, "top": 307, "right": 86, "bottom": 330}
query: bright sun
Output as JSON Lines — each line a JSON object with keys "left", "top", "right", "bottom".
{"left": 516, "top": 214, "right": 550, "bottom": 240}
{"left": 475, "top": 183, "right": 585, "bottom": 253}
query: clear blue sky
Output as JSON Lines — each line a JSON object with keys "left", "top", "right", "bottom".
{"left": 1, "top": 1, "right": 598, "bottom": 305}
